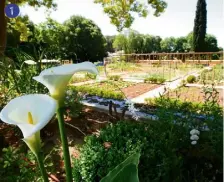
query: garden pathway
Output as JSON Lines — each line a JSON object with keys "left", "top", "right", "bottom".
{"left": 131, "top": 71, "right": 201, "bottom": 103}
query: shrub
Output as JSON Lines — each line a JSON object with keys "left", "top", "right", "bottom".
{"left": 144, "top": 75, "right": 166, "bottom": 84}
{"left": 187, "top": 75, "right": 196, "bottom": 83}
{"left": 0, "top": 146, "right": 40, "bottom": 181}
{"left": 85, "top": 73, "right": 97, "bottom": 79}
{"left": 70, "top": 86, "right": 125, "bottom": 100}
{"left": 73, "top": 120, "right": 223, "bottom": 182}
{"left": 108, "top": 75, "right": 122, "bottom": 81}
{"left": 109, "top": 61, "right": 140, "bottom": 71}
{"left": 70, "top": 76, "right": 90, "bottom": 83}
{"left": 0, "top": 145, "right": 58, "bottom": 182}
{"left": 64, "top": 89, "right": 83, "bottom": 118}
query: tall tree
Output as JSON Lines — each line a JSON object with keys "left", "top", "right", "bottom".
{"left": 63, "top": 16, "right": 106, "bottom": 62}
{"left": 94, "top": 0, "right": 167, "bottom": 32}
{"left": 105, "top": 35, "right": 116, "bottom": 53}
{"left": 0, "top": 0, "right": 56, "bottom": 56}
{"left": 192, "top": 0, "right": 207, "bottom": 52}
{"left": 113, "top": 34, "right": 129, "bottom": 53}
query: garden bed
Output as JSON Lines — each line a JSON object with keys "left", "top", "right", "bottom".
{"left": 73, "top": 81, "right": 161, "bottom": 100}
{"left": 121, "top": 83, "right": 161, "bottom": 98}
{"left": 198, "top": 64, "right": 224, "bottom": 85}
{"left": 165, "top": 86, "right": 223, "bottom": 106}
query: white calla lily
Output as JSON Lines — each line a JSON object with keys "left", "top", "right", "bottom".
{"left": 33, "top": 61, "right": 98, "bottom": 101}
{"left": 0, "top": 94, "right": 57, "bottom": 154}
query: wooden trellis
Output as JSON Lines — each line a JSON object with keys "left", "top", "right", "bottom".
{"left": 105, "top": 51, "right": 223, "bottom": 65}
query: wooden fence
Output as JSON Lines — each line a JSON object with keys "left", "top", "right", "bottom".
{"left": 104, "top": 51, "right": 223, "bottom": 65}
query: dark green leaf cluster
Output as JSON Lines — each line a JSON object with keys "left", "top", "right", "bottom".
{"left": 144, "top": 75, "right": 166, "bottom": 83}
{"left": 73, "top": 116, "right": 222, "bottom": 181}
{"left": 70, "top": 85, "right": 125, "bottom": 100}
{"left": 186, "top": 75, "right": 197, "bottom": 83}
{"left": 193, "top": 0, "right": 207, "bottom": 52}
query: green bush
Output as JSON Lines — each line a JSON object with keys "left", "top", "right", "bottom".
{"left": 0, "top": 145, "right": 59, "bottom": 182}
{"left": 0, "top": 146, "right": 40, "bottom": 181}
{"left": 187, "top": 75, "right": 196, "bottom": 83}
{"left": 108, "top": 75, "right": 123, "bottom": 81}
{"left": 109, "top": 61, "right": 140, "bottom": 71}
{"left": 70, "top": 76, "right": 90, "bottom": 83}
{"left": 73, "top": 120, "right": 223, "bottom": 182}
{"left": 70, "top": 86, "right": 125, "bottom": 100}
{"left": 64, "top": 89, "right": 83, "bottom": 118}
{"left": 144, "top": 75, "right": 166, "bottom": 84}
{"left": 85, "top": 73, "right": 97, "bottom": 80}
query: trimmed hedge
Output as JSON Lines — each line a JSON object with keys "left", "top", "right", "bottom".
{"left": 70, "top": 86, "right": 125, "bottom": 100}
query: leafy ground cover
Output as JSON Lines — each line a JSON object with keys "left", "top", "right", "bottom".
{"left": 198, "top": 64, "right": 224, "bottom": 85}
{"left": 164, "top": 86, "right": 223, "bottom": 106}
{"left": 72, "top": 81, "right": 161, "bottom": 100}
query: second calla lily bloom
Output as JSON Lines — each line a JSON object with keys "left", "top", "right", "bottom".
{"left": 33, "top": 61, "right": 99, "bottom": 101}
{"left": 0, "top": 94, "right": 57, "bottom": 155}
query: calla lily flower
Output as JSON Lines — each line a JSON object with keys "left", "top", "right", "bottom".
{"left": 0, "top": 94, "right": 57, "bottom": 155}
{"left": 33, "top": 61, "right": 98, "bottom": 101}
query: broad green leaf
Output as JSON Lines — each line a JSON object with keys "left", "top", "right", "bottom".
{"left": 100, "top": 152, "right": 140, "bottom": 182}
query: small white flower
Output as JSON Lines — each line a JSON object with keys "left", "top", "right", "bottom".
{"left": 125, "top": 99, "right": 139, "bottom": 120}
{"left": 191, "top": 141, "right": 197, "bottom": 145}
{"left": 190, "top": 135, "right": 199, "bottom": 141}
{"left": 190, "top": 129, "right": 200, "bottom": 135}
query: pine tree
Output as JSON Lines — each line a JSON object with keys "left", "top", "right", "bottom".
{"left": 192, "top": 0, "right": 207, "bottom": 52}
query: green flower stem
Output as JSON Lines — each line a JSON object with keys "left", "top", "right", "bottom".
{"left": 56, "top": 106, "right": 73, "bottom": 182}
{"left": 36, "top": 152, "right": 49, "bottom": 182}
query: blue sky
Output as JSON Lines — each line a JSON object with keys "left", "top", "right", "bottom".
{"left": 20, "top": 0, "right": 224, "bottom": 47}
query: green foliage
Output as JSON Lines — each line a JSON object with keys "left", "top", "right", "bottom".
{"left": 85, "top": 73, "right": 97, "bottom": 80}
{"left": 204, "top": 34, "right": 219, "bottom": 52}
{"left": 200, "top": 66, "right": 224, "bottom": 84}
{"left": 0, "top": 53, "right": 48, "bottom": 107}
{"left": 105, "top": 35, "right": 116, "bottom": 53}
{"left": 144, "top": 75, "right": 166, "bottom": 83}
{"left": 193, "top": 0, "right": 207, "bottom": 52}
{"left": 0, "top": 145, "right": 59, "bottom": 182}
{"left": 112, "top": 30, "right": 220, "bottom": 53}
{"left": 71, "top": 85, "right": 125, "bottom": 100}
{"left": 63, "top": 16, "right": 106, "bottom": 61}
{"left": 0, "top": 146, "right": 40, "bottom": 181}
{"left": 73, "top": 116, "right": 222, "bottom": 182}
{"left": 100, "top": 152, "right": 140, "bottom": 182}
{"left": 64, "top": 89, "right": 83, "bottom": 118}
{"left": 108, "top": 75, "right": 123, "bottom": 81}
{"left": 113, "top": 34, "right": 129, "bottom": 53}
{"left": 109, "top": 61, "right": 140, "bottom": 71}
{"left": 186, "top": 75, "right": 196, "bottom": 83}
{"left": 32, "top": 16, "right": 106, "bottom": 61}
{"left": 34, "top": 18, "right": 65, "bottom": 59}
{"left": 94, "top": 0, "right": 167, "bottom": 31}
{"left": 160, "top": 37, "right": 176, "bottom": 52}
{"left": 70, "top": 76, "right": 90, "bottom": 83}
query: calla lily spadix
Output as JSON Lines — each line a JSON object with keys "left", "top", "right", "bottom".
{"left": 33, "top": 61, "right": 98, "bottom": 101}
{"left": 0, "top": 94, "right": 57, "bottom": 155}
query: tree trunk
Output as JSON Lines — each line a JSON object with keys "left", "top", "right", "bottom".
{"left": 0, "top": 0, "right": 7, "bottom": 56}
